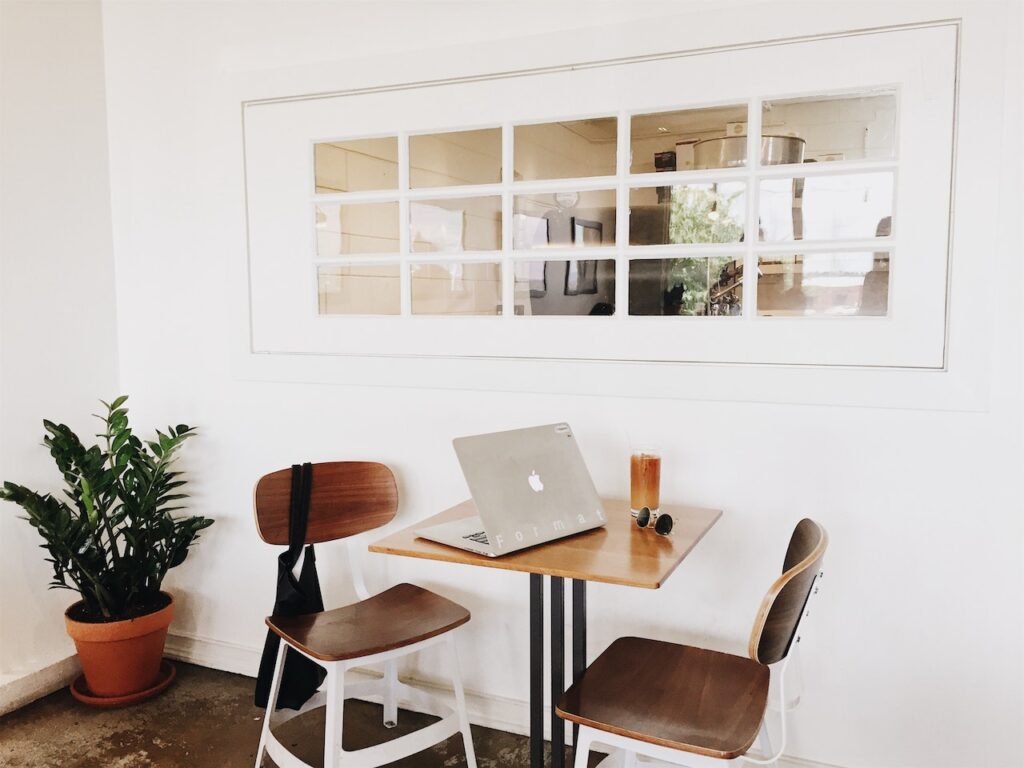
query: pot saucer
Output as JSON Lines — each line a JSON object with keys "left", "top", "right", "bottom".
{"left": 70, "top": 659, "right": 176, "bottom": 708}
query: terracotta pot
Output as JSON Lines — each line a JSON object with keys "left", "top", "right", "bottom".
{"left": 65, "top": 592, "right": 174, "bottom": 698}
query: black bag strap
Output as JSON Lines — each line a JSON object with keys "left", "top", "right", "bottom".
{"left": 254, "top": 461, "right": 325, "bottom": 710}
{"left": 286, "top": 462, "right": 313, "bottom": 564}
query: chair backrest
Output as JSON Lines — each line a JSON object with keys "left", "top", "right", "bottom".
{"left": 253, "top": 461, "right": 398, "bottom": 545}
{"left": 748, "top": 518, "right": 828, "bottom": 666}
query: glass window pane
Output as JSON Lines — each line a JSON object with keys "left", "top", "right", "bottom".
{"left": 409, "top": 128, "right": 502, "bottom": 188}
{"left": 762, "top": 90, "right": 897, "bottom": 163}
{"left": 513, "top": 260, "right": 616, "bottom": 316}
{"left": 630, "top": 105, "right": 748, "bottom": 173}
{"left": 514, "top": 118, "right": 617, "bottom": 181}
{"left": 316, "top": 202, "right": 399, "bottom": 256}
{"left": 512, "top": 189, "right": 615, "bottom": 249}
{"left": 759, "top": 173, "right": 894, "bottom": 241}
{"left": 317, "top": 264, "right": 400, "bottom": 315}
{"left": 411, "top": 262, "right": 502, "bottom": 315}
{"left": 410, "top": 197, "right": 501, "bottom": 252}
{"left": 757, "top": 252, "right": 890, "bottom": 316}
{"left": 628, "top": 257, "right": 743, "bottom": 316}
{"left": 314, "top": 137, "right": 398, "bottom": 193}
{"left": 629, "top": 183, "right": 746, "bottom": 245}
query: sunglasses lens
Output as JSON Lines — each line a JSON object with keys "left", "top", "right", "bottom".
{"left": 636, "top": 507, "right": 651, "bottom": 528}
{"left": 654, "top": 513, "right": 673, "bottom": 536}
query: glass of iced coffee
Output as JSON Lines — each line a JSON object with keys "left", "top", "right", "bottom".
{"left": 630, "top": 448, "right": 661, "bottom": 517}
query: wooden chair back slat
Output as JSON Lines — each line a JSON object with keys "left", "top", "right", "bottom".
{"left": 748, "top": 518, "right": 828, "bottom": 665}
{"left": 253, "top": 461, "right": 398, "bottom": 545}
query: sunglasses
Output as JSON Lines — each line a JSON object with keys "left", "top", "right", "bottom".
{"left": 635, "top": 506, "right": 673, "bottom": 536}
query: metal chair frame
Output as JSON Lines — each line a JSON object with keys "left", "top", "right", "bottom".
{"left": 573, "top": 568, "right": 825, "bottom": 768}
{"left": 254, "top": 537, "right": 478, "bottom": 768}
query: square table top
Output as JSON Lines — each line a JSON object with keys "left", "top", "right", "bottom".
{"left": 368, "top": 498, "right": 722, "bottom": 589}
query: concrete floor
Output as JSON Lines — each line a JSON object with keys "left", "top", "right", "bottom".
{"left": 0, "top": 663, "right": 603, "bottom": 768}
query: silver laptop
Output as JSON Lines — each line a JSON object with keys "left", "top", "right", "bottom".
{"left": 416, "top": 423, "right": 606, "bottom": 557}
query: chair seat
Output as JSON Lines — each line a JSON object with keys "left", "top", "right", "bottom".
{"left": 556, "top": 636, "right": 770, "bottom": 760}
{"left": 266, "top": 583, "right": 470, "bottom": 661}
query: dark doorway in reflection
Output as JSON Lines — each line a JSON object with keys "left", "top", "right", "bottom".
{"left": 514, "top": 260, "right": 616, "bottom": 316}
{"left": 628, "top": 258, "right": 743, "bottom": 316}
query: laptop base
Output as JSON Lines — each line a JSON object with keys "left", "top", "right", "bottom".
{"left": 416, "top": 516, "right": 497, "bottom": 557}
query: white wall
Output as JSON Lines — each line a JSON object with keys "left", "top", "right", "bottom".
{"left": 98, "top": 2, "right": 1022, "bottom": 768}
{"left": 0, "top": 0, "right": 119, "bottom": 683}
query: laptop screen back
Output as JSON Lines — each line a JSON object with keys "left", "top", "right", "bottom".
{"left": 453, "top": 423, "right": 605, "bottom": 555}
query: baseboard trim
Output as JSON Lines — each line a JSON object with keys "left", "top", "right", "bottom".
{"left": 164, "top": 632, "right": 837, "bottom": 768}
{"left": 164, "top": 631, "right": 263, "bottom": 677}
{"left": 0, "top": 654, "right": 81, "bottom": 717}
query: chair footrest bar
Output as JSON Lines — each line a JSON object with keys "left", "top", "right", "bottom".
{"left": 269, "top": 689, "right": 328, "bottom": 729}
{"left": 339, "top": 713, "right": 461, "bottom": 768}
{"left": 264, "top": 687, "right": 460, "bottom": 768}
{"left": 265, "top": 732, "right": 316, "bottom": 768}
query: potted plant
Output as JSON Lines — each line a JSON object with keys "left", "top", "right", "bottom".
{"left": 0, "top": 396, "right": 213, "bottom": 706}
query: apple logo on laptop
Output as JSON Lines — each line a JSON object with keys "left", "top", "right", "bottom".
{"left": 528, "top": 470, "right": 544, "bottom": 492}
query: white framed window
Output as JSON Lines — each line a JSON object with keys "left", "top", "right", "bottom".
{"left": 244, "top": 23, "right": 956, "bottom": 367}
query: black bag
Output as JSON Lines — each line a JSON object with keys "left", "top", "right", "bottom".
{"left": 254, "top": 463, "right": 328, "bottom": 710}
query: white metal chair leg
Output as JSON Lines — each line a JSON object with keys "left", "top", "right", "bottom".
{"left": 382, "top": 660, "right": 398, "bottom": 728}
{"left": 623, "top": 749, "right": 638, "bottom": 768}
{"left": 254, "top": 642, "right": 287, "bottom": 768}
{"left": 324, "top": 664, "right": 345, "bottom": 768}
{"left": 574, "top": 726, "right": 594, "bottom": 768}
{"left": 257, "top": 632, "right": 473, "bottom": 768}
{"left": 448, "top": 634, "right": 478, "bottom": 768}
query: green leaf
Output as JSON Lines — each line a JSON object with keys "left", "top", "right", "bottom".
{"left": 80, "top": 477, "right": 97, "bottom": 525}
{"left": 1, "top": 396, "right": 213, "bottom": 620}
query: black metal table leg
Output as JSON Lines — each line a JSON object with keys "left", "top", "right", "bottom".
{"left": 530, "top": 573, "right": 544, "bottom": 768}
{"left": 550, "top": 576, "right": 565, "bottom": 768}
{"left": 571, "top": 579, "right": 587, "bottom": 751}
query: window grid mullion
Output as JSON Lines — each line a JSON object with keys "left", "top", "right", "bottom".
{"left": 743, "top": 97, "right": 762, "bottom": 318}
{"left": 755, "top": 238, "right": 896, "bottom": 255}
{"left": 754, "top": 158, "right": 898, "bottom": 180}
{"left": 308, "top": 157, "right": 898, "bottom": 207}
{"left": 615, "top": 109, "right": 630, "bottom": 317}
{"left": 620, "top": 243, "right": 747, "bottom": 260}
{"left": 501, "top": 122, "right": 514, "bottom": 317}
{"left": 398, "top": 131, "right": 411, "bottom": 316}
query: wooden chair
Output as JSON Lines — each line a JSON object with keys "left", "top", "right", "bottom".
{"left": 252, "top": 462, "right": 477, "bottom": 768}
{"left": 559, "top": 518, "right": 828, "bottom": 768}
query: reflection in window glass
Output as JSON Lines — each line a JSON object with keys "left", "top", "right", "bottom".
{"left": 759, "top": 173, "right": 894, "bottom": 241}
{"left": 409, "top": 128, "right": 502, "bottom": 188}
{"left": 411, "top": 262, "right": 502, "bottom": 315}
{"left": 757, "top": 252, "right": 889, "bottom": 316}
{"left": 697, "top": 135, "right": 806, "bottom": 170}
{"left": 631, "top": 105, "right": 748, "bottom": 173}
{"left": 514, "top": 118, "right": 617, "bottom": 181}
{"left": 314, "top": 137, "right": 398, "bottom": 193}
{"left": 317, "top": 264, "right": 400, "bottom": 315}
{"left": 512, "top": 190, "right": 615, "bottom": 249}
{"left": 316, "top": 202, "right": 399, "bottom": 256}
{"left": 410, "top": 197, "right": 501, "bottom": 252}
{"left": 762, "top": 90, "right": 897, "bottom": 163}
{"left": 629, "top": 183, "right": 746, "bottom": 245}
{"left": 513, "top": 260, "right": 616, "bottom": 316}
{"left": 628, "top": 257, "right": 743, "bottom": 316}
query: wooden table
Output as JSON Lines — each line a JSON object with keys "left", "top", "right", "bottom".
{"left": 369, "top": 498, "right": 721, "bottom": 768}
